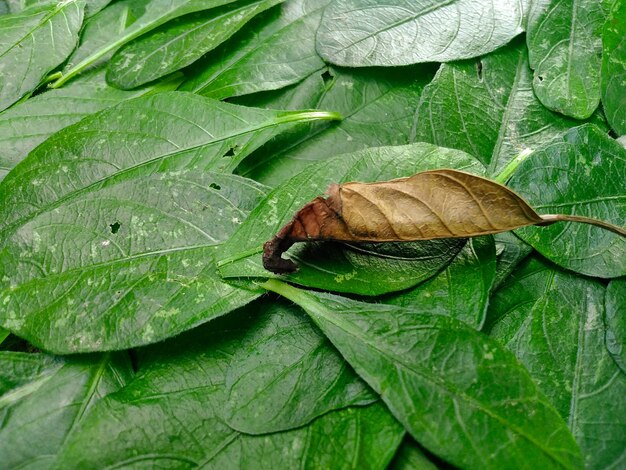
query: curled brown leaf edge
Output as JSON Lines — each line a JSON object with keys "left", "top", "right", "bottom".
{"left": 262, "top": 169, "right": 626, "bottom": 274}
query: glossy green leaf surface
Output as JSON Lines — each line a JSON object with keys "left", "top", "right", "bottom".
{"left": 413, "top": 40, "right": 604, "bottom": 176}
{"left": 0, "top": 1, "right": 85, "bottom": 111}
{"left": 108, "top": 0, "right": 284, "bottom": 89}
{"left": 0, "top": 352, "right": 133, "bottom": 468}
{"left": 181, "top": 0, "right": 328, "bottom": 99}
{"left": 526, "top": 0, "right": 606, "bottom": 118}
{"left": 219, "top": 144, "right": 484, "bottom": 295}
{"left": 56, "top": 312, "right": 403, "bottom": 469}
{"left": 489, "top": 258, "right": 626, "bottom": 470}
{"left": 605, "top": 278, "right": 626, "bottom": 373}
{"left": 62, "top": 0, "right": 136, "bottom": 76}
{"left": 0, "top": 170, "right": 267, "bottom": 353}
{"left": 0, "top": 70, "right": 177, "bottom": 181}
{"left": 223, "top": 298, "right": 375, "bottom": 434}
{"left": 52, "top": 0, "right": 241, "bottom": 88}
{"left": 316, "top": 0, "right": 525, "bottom": 66}
{"left": 239, "top": 65, "right": 434, "bottom": 186}
{"left": 381, "top": 236, "right": 496, "bottom": 329}
{"left": 492, "top": 231, "right": 533, "bottom": 290}
{"left": 389, "top": 437, "right": 439, "bottom": 470}
{"left": 508, "top": 124, "right": 626, "bottom": 278}
{"left": 602, "top": 0, "right": 626, "bottom": 134}
{"left": 0, "top": 92, "right": 337, "bottom": 235}
{"left": 264, "top": 279, "right": 584, "bottom": 470}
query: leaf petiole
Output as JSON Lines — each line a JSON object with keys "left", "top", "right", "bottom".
{"left": 540, "top": 214, "right": 626, "bottom": 237}
{"left": 493, "top": 148, "right": 533, "bottom": 184}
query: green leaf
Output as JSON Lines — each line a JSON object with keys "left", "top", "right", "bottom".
{"left": 412, "top": 39, "right": 604, "bottom": 176}
{"left": 224, "top": 297, "right": 375, "bottom": 434}
{"left": 0, "top": 352, "right": 133, "bottom": 468}
{"left": 492, "top": 232, "right": 533, "bottom": 290}
{"left": 0, "top": 91, "right": 338, "bottom": 236}
{"left": 0, "top": 327, "right": 8, "bottom": 345}
{"left": 315, "top": 0, "right": 526, "bottom": 66}
{"left": 50, "top": 0, "right": 244, "bottom": 88}
{"left": 0, "top": 93, "right": 339, "bottom": 353}
{"left": 3, "top": 0, "right": 111, "bottom": 17}
{"left": 602, "top": 0, "right": 626, "bottom": 134}
{"left": 0, "top": 170, "right": 268, "bottom": 353}
{"left": 526, "top": 0, "right": 607, "bottom": 118}
{"left": 0, "top": 0, "right": 85, "bottom": 111}
{"left": 218, "top": 144, "right": 484, "bottom": 295}
{"left": 55, "top": 313, "right": 403, "bottom": 469}
{"left": 381, "top": 236, "right": 496, "bottom": 329}
{"left": 489, "top": 258, "right": 626, "bottom": 470}
{"left": 262, "top": 279, "right": 584, "bottom": 470}
{"left": 605, "top": 278, "right": 626, "bottom": 373}
{"left": 508, "top": 124, "right": 626, "bottom": 278}
{"left": 0, "top": 69, "right": 178, "bottom": 182}
{"left": 238, "top": 65, "right": 434, "bottom": 186}
{"left": 0, "top": 351, "right": 58, "bottom": 394}
{"left": 107, "top": 0, "right": 285, "bottom": 89}
{"left": 389, "top": 437, "right": 439, "bottom": 470}
{"left": 62, "top": 0, "right": 137, "bottom": 76}
{"left": 180, "top": 0, "right": 329, "bottom": 99}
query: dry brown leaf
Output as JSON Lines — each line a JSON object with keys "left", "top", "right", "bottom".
{"left": 262, "top": 169, "right": 626, "bottom": 274}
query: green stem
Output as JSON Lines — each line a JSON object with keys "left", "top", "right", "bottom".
{"left": 275, "top": 110, "right": 342, "bottom": 125}
{"left": 540, "top": 214, "right": 626, "bottom": 238}
{"left": 260, "top": 279, "right": 319, "bottom": 312}
{"left": 494, "top": 148, "right": 533, "bottom": 184}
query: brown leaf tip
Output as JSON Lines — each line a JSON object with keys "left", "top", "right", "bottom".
{"left": 262, "top": 192, "right": 353, "bottom": 274}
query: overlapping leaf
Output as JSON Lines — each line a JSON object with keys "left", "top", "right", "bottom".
{"left": 526, "top": 0, "right": 607, "bottom": 118}
{"left": 0, "top": 93, "right": 340, "bottom": 353}
{"left": 0, "top": 352, "right": 133, "bottom": 468}
{"left": 489, "top": 258, "right": 626, "bottom": 469}
{"left": 263, "top": 279, "right": 584, "bottom": 470}
{"left": 0, "top": 0, "right": 84, "bottom": 111}
{"left": 602, "top": 0, "right": 626, "bottom": 134}
{"left": 0, "top": 92, "right": 337, "bottom": 235}
{"left": 413, "top": 39, "right": 605, "bottom": 176}
{"left": 219, "top": 144, "right": 484, "bottom": 295}
{"left": 381, "top": 236, "right": 496, "bottom": 329}
{"left": 181, "top": 0, "right": 328, "bottom": 99}
{"left": 55, "top": 313, "right": 403, "bottom": 469}
{"left": 51, "top": 0, "right": 243, "bottom": 88}
{"left": 238, "top": 65, "right": 434, "bottom": 186}
{"left": 223, "top": 298, "right": 375, "bottom": 434}
{"left": 0, "top": 69, "right": 178, "bottom": 181}
{"left": 316, "top": 0, "right": 526, "bottom": 66}
{"left": 605, "top": 278, "right": 626, "bottom": 373}
{"left": 508, "top": 124, "right": 626, "bottom": 278}
{"left": 108, "top": 0, "right": 285, "bottom": 89}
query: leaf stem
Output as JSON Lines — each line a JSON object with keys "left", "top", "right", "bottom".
{"left": 493, "top": 148, "right": 533, "bottom": 184}
{"left": 275, "top": 110, "right": 342, "bottom": 124}
{"left": 260, "top": 279, "right": 318, "bottom": 311}
{"left": 540, "top": 214, "right": 626, "bottom": 237}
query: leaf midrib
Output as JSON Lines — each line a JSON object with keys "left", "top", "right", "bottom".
{"left": 0, "top": 2, "right": 75, "bottom": 59}
{"left": 0, "top": 113, "right": 288, "bottom": 238}
{"left": 326, "top": 0, "right": 458, "bottom": 55}
{"left": 312, "top": 304, "right": 574, "bottom": 469}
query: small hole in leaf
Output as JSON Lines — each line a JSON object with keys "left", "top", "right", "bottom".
{"left": 209, "top": 183, "right": 221, "bottom": 190}
{"left": 109, "top": 222, "right": 121, "bottom": 234}
{"left": 321, "top": 69, "right": 334, "bottom": 84}
{"left": 537, "top": 75, "right": 544, "bottom": 82}
{"left": 223, "top": 147, "right": 236, "bottom": 157}
{"left": 476, "top": 60, "right": 483, "bottom": 80}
